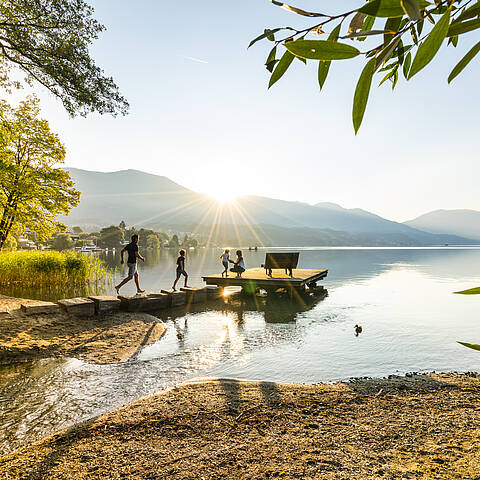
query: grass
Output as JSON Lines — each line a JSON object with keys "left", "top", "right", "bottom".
{"left": 0, "top": 250, "right": 110, "bottom": 289}
{"left": 453, "top": 286, "right": 480, "bottom": 295}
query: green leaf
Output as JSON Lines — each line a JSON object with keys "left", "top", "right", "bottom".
{"left": 448, "top": 35, "right": 459, "bottom": 47}
{"left": 265, "top": 46, "right": 277, "bottom": 73}
{"left": 384, "top": 16, "right": 402, "bottom": 44}
{"left": 286, "top": 40, "right": 360, "bottom": 60}
{"left": 249, "top": 28, "right": 282, "bottom": 48}
{"left": 417, "top": 18, "right": 424, "bottom": 36}
{"left": 453, "top": 286, "right": 480, "bottom": 295}
{"left": 403, "top": 51, "right": 412, "bottom": 77}
{"left": 269, "top": 50, "right": 295, "bottom": 88}
{"left": 358, "top": 15, "right": 376, "bottom": 41}
{"left": 346, "top": 29, "right": 391, "bottom": 38}
{"left": 379, "top": 68, "right": 396, "bottom": 85}
{"left": 401, "top": 0, "right": 422, "bottom": 20}
{"left": 447, "top": 18, "right": 480, "bottom": 37}
{"left": 317, "top": 24, "right": 342, "bottom": 91}
{"left": 375, "top": 35, "right": 402, "bottom": 70}
{"left": 352, "top": 58, "right": 375, "bottom": 134}
{"left": 328, "top": 23, "right": 342, "bottom": 42}
{"left": 359, "top": 0, "right": 405, "bottom": 17}
{"left": 458, "top": 341, "right": 480, "bottom": 352}
{"left": 408, "top": 8, "right": 450, "bottom": 79}
{"left": 455, "top": 3, "right": 480, "bottom": 23}
{"left": 318, "top": 62, "right": 330, "bottom": 90}
{"left": 410, "top": 25, "right": 419, "bottom": 44}
{"left": 448, "top": 41, "right": 480, "bottom": 83}
{"left": 359, "top": 0, "right": 430, "bottom": 18}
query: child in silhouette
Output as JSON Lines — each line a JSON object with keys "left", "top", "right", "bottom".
{"left": 220, "top": 249, "right": 230, "bottom": 277}
{"left": 172, "top": 249, "right": 188, "bottom": 291}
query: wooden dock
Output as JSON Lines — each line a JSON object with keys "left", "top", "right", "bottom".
{"left": 202, "top": 267, "right": 328, "bottom": 294}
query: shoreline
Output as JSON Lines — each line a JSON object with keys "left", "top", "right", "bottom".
{"left": 1, "top": 373, "right": 480, "bottom": 479}
{"left": 0, "top": 296, "right": 166, "bottom": 365}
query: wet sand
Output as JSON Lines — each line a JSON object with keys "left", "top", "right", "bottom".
{"left": 0, "top": 296, "right": 166, "bottom": 365}
{"left": 1, "top": 373, "right": 479, "bottom": 479}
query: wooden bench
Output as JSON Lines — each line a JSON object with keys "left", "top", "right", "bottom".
{"left": 262, "top": 252, "right": 299, "bottom": 277}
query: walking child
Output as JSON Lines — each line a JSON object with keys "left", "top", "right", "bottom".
{"left": 115, "top": 234, "right": 145, "bottom": 294}
{"left": 220, "top": 249, "right": 230, "bottom": 277}
{"left": 172, "top": 249, "right": 189, "bottom": 291}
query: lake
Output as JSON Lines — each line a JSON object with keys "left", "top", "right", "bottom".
{"left": 2, "top": 246, "right": 480, "bottom": 453}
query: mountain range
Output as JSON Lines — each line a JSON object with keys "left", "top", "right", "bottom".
{"left": 405, "top": 209, "right": 480, "bottom": 241}
{"left": 62, "top": 168, "right": 478, "bottom": 247}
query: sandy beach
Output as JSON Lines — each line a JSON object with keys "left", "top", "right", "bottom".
{"left": 1, "top": 373, "right": 479, "bottom": 479}
{"left": 0, "top": 296, "right": 166, "bottom": 365}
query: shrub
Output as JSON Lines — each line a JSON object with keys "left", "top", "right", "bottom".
{"left": 0, "top": 250, "right": 109, "bottom": 288}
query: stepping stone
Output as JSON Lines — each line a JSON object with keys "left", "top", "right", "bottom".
{"left": 88, "top": 296, "right": 121, "bottom": 314}
{"left": 118, "top": 293, "right": 169, "bottom": 312}
{"left": 144, "top": 292, "right": 169, "bottom": 310}
{"left": 57, "top": 297, "right": 95, "bottom": 317}
{"left": 21, "top": 301, "right": 61, "bottom": 315}
{"left": 161, "top": 289, "right": 187, "bottom": 307}
{"left": 206, "top": 285, "right": 223, "bottom": 299}
{"left": 180, "top": 287, "right": 207, "bottom": 304}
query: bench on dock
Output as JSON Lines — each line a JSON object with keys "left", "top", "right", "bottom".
{"left": 262, "top": 252, "right": 299, "bottom": 277}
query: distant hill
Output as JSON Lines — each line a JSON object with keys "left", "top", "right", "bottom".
{"left": 405, "top": 209, "right": 480, "bottom": 241}
{"left": 62, "top": 168, "right": 477, "bottom": 246}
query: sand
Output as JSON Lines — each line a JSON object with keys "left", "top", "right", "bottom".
{"left": 1, "top": 373, "right": 479, "bottom": 479}
{"left": 0, "top": 296, "right": 166, "bottom": 364}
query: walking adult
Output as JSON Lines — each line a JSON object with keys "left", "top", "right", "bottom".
{"left": 115, "top": 234, "right": 145, "bottom": 294}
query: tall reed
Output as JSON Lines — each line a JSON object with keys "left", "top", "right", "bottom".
{"left": 0, "top": 251, "right": 110, "bottom": 288}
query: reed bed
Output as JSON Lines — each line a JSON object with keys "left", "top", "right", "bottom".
{"left": 0, "top": 250, "right": 110, "bottom": 289}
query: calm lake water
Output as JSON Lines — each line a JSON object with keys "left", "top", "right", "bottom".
{"left": 2, "top": 246, "right": 480, "bottom": 453}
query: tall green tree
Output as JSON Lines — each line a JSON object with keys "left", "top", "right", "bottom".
{"left": 52, "top": 232, "right": 74, "bottom": 251}
{"left": 146, "top": 234, "right": 160, "bottom": 249}
{"left": 98, "top": 225, "right": 124, "bottom": 248}
{"left": 253, "top": 0, "right": 480, "bottom": 132}
{"left": 0, "top": 0, "right": 128, "bottom": 116}
{"left": 0, "top": 97, "right": 80, "bottom": 249}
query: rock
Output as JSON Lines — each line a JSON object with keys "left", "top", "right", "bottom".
{"left": 206, "top": 285, "right": 223, "bottom": 299}
{"left": 20, "top": 301, "right": 61, "bottom": 315}
{"left": 88, "top": 296, "right": 121, "bottom": 314}
{"left": 180, "top": 287, "right": 207, "bottom": 304}
{"left": 118, "top": 293, "right": 169, "bottom": 312}
{"left": 57, "top": 297, "right": 95, "bottom": 317}
{"left": 0, "top": 305, "right": 10, "bottom": 319}
{"left": 161, "top": 289, "right": 187, "bottom": 307}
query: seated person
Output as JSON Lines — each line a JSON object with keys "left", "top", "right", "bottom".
{"left": 230, "top": 249, "right": 246, "bottom": 277}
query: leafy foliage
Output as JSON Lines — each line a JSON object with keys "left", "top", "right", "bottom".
{"left": 98, "top": 225, "right": 124, "bottom": 249}
{"left": 0, "top": 250, "right": 108, "bottom": 287}
{"left": 252, "top": 0, "right": 480, "bottom": 132}
{"left": 0, "top": 0, "right": 128, "bottom": 116}
{"left": 52, "top": 233, "right": 74, "bottom": 251}
{"left": 0, "top": 97, "right": 80, "bottom": 249}
{"left": 458, "top": 341, "right": 480, "bottom": 351}
{"left": 453, "top": 286, "right": 480, "bottom": 294}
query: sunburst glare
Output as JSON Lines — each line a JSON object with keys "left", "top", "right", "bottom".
{"left": 209, "top": 190, "right": 238, "bottom": 204}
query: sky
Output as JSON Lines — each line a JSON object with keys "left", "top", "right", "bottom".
{"left": 18, "top": 0, "right": 480, "bottom": 222}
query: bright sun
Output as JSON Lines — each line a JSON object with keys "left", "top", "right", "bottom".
{"left": 210, "top": 190, "right": 238, "bottom": 204}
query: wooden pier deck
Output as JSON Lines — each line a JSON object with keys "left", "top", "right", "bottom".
{"left": 202, "top": 268, "right": 328, "bottom": 292}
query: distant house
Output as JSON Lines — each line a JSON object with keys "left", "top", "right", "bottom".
{"left": 66, "top": 230, "right": 80, "bottom": 242}
{"left": 17, "top": 237, "right": 37, "bottom": 250}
